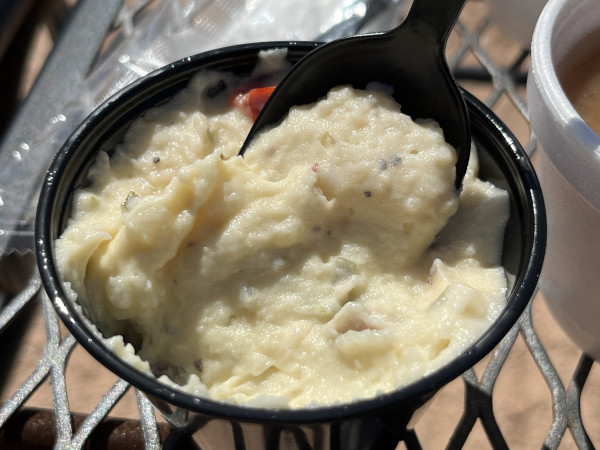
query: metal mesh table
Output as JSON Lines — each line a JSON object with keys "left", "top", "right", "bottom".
{"left": 0, "top": 0, "right": 598, "bottom": 448}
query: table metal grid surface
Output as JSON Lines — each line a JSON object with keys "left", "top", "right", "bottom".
{"left": 0, "top": 0, "right": 597, "bottom": 448}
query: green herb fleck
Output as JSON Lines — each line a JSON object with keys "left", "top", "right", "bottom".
{"left": 122, "top": 191, "right": 139, "bottom": 210}
{"left": 333, "top": 257, "right": 357, "bottom": 282}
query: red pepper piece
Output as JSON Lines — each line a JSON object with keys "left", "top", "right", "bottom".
{"left": 247, "top": 86, "right": 276, "bottom": 121}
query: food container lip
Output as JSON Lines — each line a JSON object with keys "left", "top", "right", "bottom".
{"left": 529, "top": 0, "right": 600, "bottom": 155}
{"left": 35, "top": 41, "right": 545, "bottom": 424}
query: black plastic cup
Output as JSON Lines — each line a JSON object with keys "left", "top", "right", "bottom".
{"left": 35, "top": 42, "right": 545, "bottom": 450}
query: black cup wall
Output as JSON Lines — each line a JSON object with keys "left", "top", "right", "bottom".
{"left": 35, "top": 42, "right": 545, "bottom": 450}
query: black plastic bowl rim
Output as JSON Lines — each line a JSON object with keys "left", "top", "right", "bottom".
{"left": 35, "top": 41, "right": 546, "bottom": 425}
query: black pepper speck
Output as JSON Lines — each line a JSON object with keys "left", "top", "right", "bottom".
{"left": 206, "top": 79, "right": 226, "bottom": 97}
{"left": 364, "top": 191, "right": 372, "bottom": 197}
{"left": 390, "top": 155, "right": 402, "bottom": 166}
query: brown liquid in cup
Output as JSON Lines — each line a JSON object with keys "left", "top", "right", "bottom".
{"left": 559, "top": 30, "right": 600, "bottom": 137}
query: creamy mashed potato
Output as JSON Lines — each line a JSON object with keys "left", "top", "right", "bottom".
{"left": 56, "top": 67, "right": 509, "bottom": 408}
